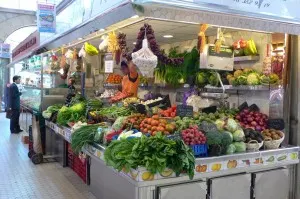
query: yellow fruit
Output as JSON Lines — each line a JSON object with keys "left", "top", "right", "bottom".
{"left": 142, "top": 172, "right": 151, "bottom": 181}
{"left": 160, "top": 169, "right": 173, "bottom": 177}
{"left": 148, "top": 174, "right": 154, "bottom": 181}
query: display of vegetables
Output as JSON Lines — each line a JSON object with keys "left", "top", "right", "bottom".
{"left": 235, "top": 108, "right": 268, "bottom": 131}
{"left": 91, "top": 106, "right": 133, "bottom": 119}
{"left": 106, "top": 74, "right": 123, "bottom": 84}
{"left": 140, "top": 115, "right": 176, "bottom": 136}
{"left": 57, "top": 102, "right": 86, "bottom": 126}
{"left": 110, "top": 91, "right": 132, "bottom": 103}
{"left": 226, "top": 68, "right": 280, "bottom": 86}
{"left": 181, "top": 125, "right": 206, "bottom": 146}
{"left": 104, "top": 133, "right": 195, "bottom": 179}
{"left": 99, "top": 89, "right": 118, "bottom": 98}
{"left": 159, "top": 106, "right": 176, "bottom": 118}
{"left": 71, "top": 124, "right": 106, "bottom": 153}
{"left": 123, "top": 113, "right": 146, "bottom": 130}
{"left": 244, "top": 128, "right": 264, "bottom": 143}
{"left": 86, "top": 99, "right": 103, "bottom": 111}
{"left": 122, "top": 97, "right": 140, "bottom": 107}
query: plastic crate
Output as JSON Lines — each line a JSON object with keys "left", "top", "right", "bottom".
{"left": 191, "top": 144, "right": 208, "bottom": 157}
{"left": 73, "top": 155, "right": 87, "bottom": 183}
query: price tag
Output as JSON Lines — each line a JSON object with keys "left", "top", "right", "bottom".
{"left": 267, "top": 119, "right": 284, "bottom": 130}
{"left": 105, "top": 60, "right": 114, "bottom": 73}
{"left": 176, "top": 105, "right": 193, "bottom": 117}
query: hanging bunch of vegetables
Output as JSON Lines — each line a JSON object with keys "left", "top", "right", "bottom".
{"left": 107, "top": 31, "right": 121, "bottom": 64}
{"left": 131, "top": 29, "right": 158, "bottom": 77}
{"left": 197, "top": 24, "right": 209, "bottom": 53}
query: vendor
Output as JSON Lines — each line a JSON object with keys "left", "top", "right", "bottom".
{"left": 65, "top": 77, "right": 76, "bottom": 106}
{"left": 121, "top": 60, "right": 139, "bottom": 97}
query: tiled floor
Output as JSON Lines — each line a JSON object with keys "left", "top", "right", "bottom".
{"left": 0, "top": 113, "right": 97, "bottom": 199}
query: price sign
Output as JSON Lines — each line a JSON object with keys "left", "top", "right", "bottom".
{"left": 176, "top": 105, "right": 194, "bottom": 117}
{"left": 104, "top": 60, "right": 114, "bottom": 73}
{"left": 267, "top": 119, "right": 285, "bottom": 130}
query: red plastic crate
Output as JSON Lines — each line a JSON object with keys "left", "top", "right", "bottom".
{"left": 73, "top": 155, "right": 87, "bottom": 183}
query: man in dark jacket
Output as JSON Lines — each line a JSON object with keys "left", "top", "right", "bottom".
{"left": 8, "top": 76, "right": 22, "bottom": 134}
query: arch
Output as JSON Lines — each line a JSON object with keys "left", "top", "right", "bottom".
{"left": 0, "top": 8, "right": 36, "bottom": 43}
{"left": 4, "top": 25, "right": 37, "bottom": 51}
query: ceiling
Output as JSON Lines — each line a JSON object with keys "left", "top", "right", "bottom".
{"left": 83, "top": 18, "right": 237, "bottom": 50}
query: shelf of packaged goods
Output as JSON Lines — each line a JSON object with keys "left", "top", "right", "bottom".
{"left": 234, "top": 55, "right": 260, "bottom": 62}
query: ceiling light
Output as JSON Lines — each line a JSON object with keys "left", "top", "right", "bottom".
{"left": 131, "top": 15, "right": 139, "bottom": 19}
{"left": 163, "top": 35, "right": 173, "bottom": 38}
{"left": 99, "top": 28, "right": 105, "bottom": 32}
{"left": 78, "top": 37, "right": 83, "bottom": 40}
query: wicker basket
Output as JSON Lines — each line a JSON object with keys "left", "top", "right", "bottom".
{"left": 246, "top": 140, "right": 263, "bottom": 151}
{"left": 264, "top": 132, "right": 285, "bottom": 149}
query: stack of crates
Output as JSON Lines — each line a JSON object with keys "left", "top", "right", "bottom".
{"left": 66, "top": 142, "right": 87, "bottom": 183}
{"left": 67, "top": 142, "right": 74, "bottom": 169}
{"left": 74, "top": 155, "right": 87, "bottom": 183}
{"left": 28, "top": 125, "right": 33, "bottom": 155}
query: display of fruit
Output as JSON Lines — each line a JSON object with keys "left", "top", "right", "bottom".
{"left": 244, "top": 39, "right": 258, "bottom": 56}
{"left": 181, "top": 125, "right": 206, "bottom": 146}
{"left": 159, "top": 106, "right": 176, "bottom": 118}
{"left": 123, "top": 113, "right": 146, "bottom": 130}
{"left": 261, "top": 129, "right": 284, "bottom": 141}
{"left": 244, "top": 128, "right": 264, "bottom": 143}
{"left": 106, "top": 74, "right": 123, "bottom": 84}
{"left": 236, "top": 108, "right": 268, "bottom": 131}
{"left": 140, "top": 115, "right": 176, "bottom": 136}
{"left": 122, "top": 97, "right": 140, "bottom": 106}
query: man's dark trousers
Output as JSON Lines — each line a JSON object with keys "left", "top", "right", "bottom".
{"left": 10, "top": 109, "right": 20, "bottom": 133}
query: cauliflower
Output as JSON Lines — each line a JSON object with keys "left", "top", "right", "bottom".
{"left": 234, "top": 70, "right": 243, "bottom": 78}
{"left": 247, "top": 73, "right": 260, "bottom": 85}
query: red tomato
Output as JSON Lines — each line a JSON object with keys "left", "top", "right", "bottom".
{"left": 171, "top": 112, "right": 176, "bottom": 117}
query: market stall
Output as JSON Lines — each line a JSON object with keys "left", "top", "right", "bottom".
{"left": 9, "top": 0, "right": 300, "bottom": 198}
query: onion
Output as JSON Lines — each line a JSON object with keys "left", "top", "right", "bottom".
{"left": 251, "top": 121, "right": 257, "bottom": 126}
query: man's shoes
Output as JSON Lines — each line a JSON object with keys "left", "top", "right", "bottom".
{"left": 17, "top": 129, "right": 23, "bottom": 133}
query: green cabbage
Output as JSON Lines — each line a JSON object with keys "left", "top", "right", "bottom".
{"left": 233, "top": 129, "right": 245, "bottom": 142}
{"left": 226, "top": 144, "right": 236, "bottom": 154}
{"left": 233, "top": 142, "right": 246, "bottom": 152}
{"left": 215, "top": 119, "right": 225, "bottom": 130}
{"left": 225, "top": 118, "right": 238, "bottom": 132}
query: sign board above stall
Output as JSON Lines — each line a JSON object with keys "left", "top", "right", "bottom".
{"left": 12, "top": 31, "right": 40, "bottom": 63}
{"left": 134, "top": 0, "right": 300, "bottom": 23}
{"left": 37, "top": 3, "right": 56, "bottom": 33}
{"left": 0, "top": 44, "right": 10, "bottom": 59}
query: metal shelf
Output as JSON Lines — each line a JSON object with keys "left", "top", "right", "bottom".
{"left": 205, "top": 85, "right": 281, "bottom": 91}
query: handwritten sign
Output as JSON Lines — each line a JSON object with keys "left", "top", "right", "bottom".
{"left": 176, "top": 105, "right": 193, "bottom": 117}
{"left": 267, "top": 119, "right": 285, "bottom": 130}
{"left": 104, "top": 60, "right": 114, "bottom": 73}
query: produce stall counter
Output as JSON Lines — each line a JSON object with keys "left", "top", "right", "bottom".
{"left": 45, "top": 121, "right": 300, "bottom": 199}
{"left": 84, "top": 143, "right": 299, "bottom": 186}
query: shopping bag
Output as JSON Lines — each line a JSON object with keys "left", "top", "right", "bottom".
{"left": 6, "top": 109, "right": 12, "bottom": 119}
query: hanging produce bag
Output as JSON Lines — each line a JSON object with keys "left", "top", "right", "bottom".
{"left": 132, "top": 38, "right": 157, "bottom": 77}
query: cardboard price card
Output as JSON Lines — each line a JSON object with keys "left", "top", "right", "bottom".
{"left": 176, "top": 105, "right": 193, "bottom": 117}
